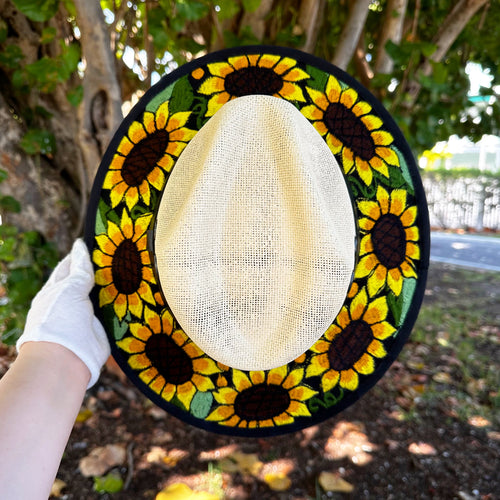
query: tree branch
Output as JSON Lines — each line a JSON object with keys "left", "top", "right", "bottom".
{"left": 332, "top": 0, "right": 372, "bottom": 70}
{"left": 239, "top": 0, "right": 274, "bottom": 41}
{"left": 406, "top": 0, "right": 489, "bottom": 105}
{"left": 374, "top": 0, "right": 408, "bottom": 74}
{"left": 73, "top": 0, "right": 123, "bottom": 184}
{"left": 298, "top": 0, "right": 326, "bottom": 53}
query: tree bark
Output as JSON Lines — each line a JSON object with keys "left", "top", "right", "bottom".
{"left": 374, "top": 0, "right": 408, "bottom": 74}
{"left": 73, "top": 0, "right": 123, "bottom": 185}
{"left": 299, "top": 0, "right": 326, "bottom": 53}
{"left": 331, "top": 0, "right": 372, "bottom": 70}
{"left": 240, "top": 0, "right": 275, "bottom": 41}
{"left": 406, "top": 0, "right": 489, "bottom": 105}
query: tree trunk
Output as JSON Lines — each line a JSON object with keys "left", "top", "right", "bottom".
{"left": 375, "top": 0, "right": 408, "bottom": 74}
{"left": 331, "top": 0, "right": 372, "bottom": 70}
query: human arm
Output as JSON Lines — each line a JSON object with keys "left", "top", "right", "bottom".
{"left": 0, "top": 239, "right": 110, "bottom": 500}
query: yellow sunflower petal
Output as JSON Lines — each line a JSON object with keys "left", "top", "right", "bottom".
{"left": 321, "top": 369, "right": 340, "bottom": 392}
{"left": 282, "top": 368, "right": 304, "bottom": 389}
{"left": 376, "top": 146, "right": 399, "bottom": 166}
{"left": 367, "top": 264, "right": 387, "bottom": 297}
{"left": 349, "top": 287, "right": 368, "bottom": 321}
{"left": 352, "top": 100, "right": 372, "bottom": 117}
{"left": 176, "top": 382, "right": 197, "bottom": 409}
{"left": 287, "top": 400, "right": 312, "bottom": 417}
{"left": 199, "top": 76, "right": 226, "bottom": 96}
{"left": 155, "top": 101, "right": 170, "bottom": 130}
{"left": 191, "top": 373, "right": 215, "bottom": 391}
{"left": 400, "top": 206, "right": 418, "bottom": 227}
{"left": 301, "top": 104, "right": 324, "bottom": 121}
{"left": 250, "top": 371, "right": 265, "bottom": 385}
{"left": 361, "top": 114, "right": 383, "bottom": 131}
{"left": 278, "top": 81, "right": 306, "bottom": 102}
{"left": 117, "top": 336, "right": 145, "bottom": 354}
{"left": 363, "top": 296, "right": 389, "bottom": 324}
{"left": 359, "top": 234, "right": 374, "bottom": 255}
{"left": 117, "top": 136, "right": 134, "bottom": 156}
{"left": 355, "top": 158, "right": 373, "bottom": 185}
{"left": 387, "top": 268, "right": 404, "bottom": 296}
{"left": 114, "top": 293, "right": 128, "bottom": 320}
{"left": 273, "top": 413, "right": 295, "bottom": 425}
{"left": 283, "top": 66, "right": 310, "bottom": 81}
{"left": 206, "top": 92, "right": 231, "bottom": 117}
{"left": 109, "top": 182, "right": 129, "bottom": 208}
{"left": 206, "top": 61, "right": 234, "bottom": 78}
{"left": 367, "top": 338, "right": 387, "bottom": 358}
{"left": 371, "top": 130, "right": 394, "bottom": 146}
{"left": 129, "top": 322, "right": 153, "bottom": 342}
{"left": 95, "top": 267, "right": 113, "bottom": 287}
{"left": 267, "top": 365, "right": 288, "bottom": 386}
{"left": 339, "top": 369, "right": 359, "bottom": 391}
{"left": 306, "top": 354, "right": 329, "bottom": 377}
{"left": 340, "top": 88, "right": 359, "bottom": 109}
{"left": 355, "top": 254, "right": 379, "bottom": 278}
{"left": 206, "top": 405, "right": 235, "bottom": 422}
{"left": 213, "top": 387, "right": 237, "bottom": 405}
{"left": 376, "top": 186, "right": 390, "bottom": 214}
{"left": 306, "top": 87, "right": 330, "bottom": 111}
{"left": 233, "top": 370, "right": 252, "bottom": 391}
{"left": 166, "top": 112, "right": 191, "bottom": 132}
{"left": 128, "top": 121, "right": 147, "bottom": 144}
{"left": 371, "top": 321, "right": 396, "bottom": 340}
{"left": 389, "top": 189, "right": 407, "bottom": 216}
{"left": 228, "top": 55, "right": 250, "bottom": 70}
{"left": 255, "top": 54, "right": 280, "bottom": 69}
{"left": 143, "top": 112, "right": 157, "bottom": 134}
{"left": 354, "top": 353, "right": 375, "bottom": 375}
{"left": 288, "top": 385, "right": 317, "bottom": 401}
{"left": 99, "top": 284, "right": 118, "bottom": 306}
{"left": 139, "top": 366, "right": 159, "bottom": 384}
{"left": 325, "top": 75, "right": 342, "bottom": 104}
{"left": 103, "top": 166, "right": 124, "bottom": 188}
{"left": 128, "top": 292, "right": 143, "bottom": 318}
{"left": 129, "top": 352, "right": 151, "bottom": 370}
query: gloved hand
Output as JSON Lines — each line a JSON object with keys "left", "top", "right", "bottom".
{"left": 16, "top": 239, "right": 110, "bottom": 388}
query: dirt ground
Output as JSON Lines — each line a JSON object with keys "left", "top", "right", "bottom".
{"left": 1, "top": 262, "right": 499, "bottom": 499}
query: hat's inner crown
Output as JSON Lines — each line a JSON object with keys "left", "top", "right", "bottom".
{"left": 154, "top": 95, "right": 356, "bottom": 371}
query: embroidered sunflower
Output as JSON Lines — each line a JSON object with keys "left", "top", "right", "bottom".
{"left": 307, "top": 287, "right": 395, "bottom": 392}
{"left": 93, "top": 210, "right": 155, "bottom": 320}
{"left": 117, "top": 307, "right": 220, "bottom": 410}
{"left": 356, "top": 185, "right": 420, "bottom": 297}
{"left": 103, "top": 102, "right": 196, "bottom": 209}
{"left": 206, "top": 367, "right": 316, "bottom": 428}
{"left": 301, "top": 75, "right": 399, "bottom": 185}
{"left": 197, "top": 54, "right": 309, "bottom": 116}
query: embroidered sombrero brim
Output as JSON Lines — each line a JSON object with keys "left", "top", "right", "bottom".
{"left": 85, "top": 45, "right": 429, "bottom": 437}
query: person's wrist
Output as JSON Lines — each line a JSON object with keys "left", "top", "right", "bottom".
{"left": 16, "top": 341, "right": 91, "bottom": 390}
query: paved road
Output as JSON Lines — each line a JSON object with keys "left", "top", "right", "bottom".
{"left": 430, "top": 232, "right": 500, "bottom": 272}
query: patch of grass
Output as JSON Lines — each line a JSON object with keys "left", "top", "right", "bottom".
{"left": 399, "top": 264, "right": 500, "bottom": 425}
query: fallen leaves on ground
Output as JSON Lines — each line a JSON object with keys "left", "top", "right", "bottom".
{"left": 79, "top": 443, "right": 126, "bottom": 477}
{"left": 156, "top": 483, "right": 220, "bottom": 500}
{"left": 318, "top": 471, "right": 354, "bottom": 493}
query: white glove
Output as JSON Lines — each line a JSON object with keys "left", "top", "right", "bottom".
{"left": 17, "top": 239, "right": 110, "bottom": 388}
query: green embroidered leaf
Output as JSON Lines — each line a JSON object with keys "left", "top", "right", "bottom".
{"left": 146, "top": 82, "right": 175, "bottom": 113}
{"left": 190, "top": 391, "right": 214, "bottom": 419}
{"left": 394, "top": 147, "right": 415, "bottom": 191}
{"left": 169, "top": 76, "right": 195, "bottom": 114}
{"left": 306, "top": 65, "right": 328, "bottom": 92}
{"left": 399, "top": 277, "right": 417, "bottom": 326}
{"left": 113, "top": 314, "right": 129, "bottom": 340}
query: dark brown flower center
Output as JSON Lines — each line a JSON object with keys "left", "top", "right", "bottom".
{"left": 121, "top": 129, "right": 170, "bottom": 187}
{"left": 372, "top": 213, "right": 407, "bottom": 269}
{"left": 112, "top": 239, "right": 143, "bottom": 295}
{"left": 225, "top": 67, "right": 283, "bottom": 96}
{"left": 234, "top": 383, "right": 291, "bottom": 421}
{"left": 145, "top": 334, "right": 194, "bottom": 385}
{"left": 323, "top": 102, "right": 375, "bottom": 161}
{"left": 328, "top": 320, "right": 373, "bottom": 371}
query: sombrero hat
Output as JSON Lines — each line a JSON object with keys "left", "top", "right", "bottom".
{"left": 85, "top": 45, "right": 429, "bottom": 437}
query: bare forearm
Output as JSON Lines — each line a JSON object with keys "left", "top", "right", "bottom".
{"left": 0, "top": 342, "right": 90, "bottom": 500}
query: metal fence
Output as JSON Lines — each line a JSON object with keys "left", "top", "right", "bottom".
{"left": 422, "top": 173, "right": 500, "bottom": 231}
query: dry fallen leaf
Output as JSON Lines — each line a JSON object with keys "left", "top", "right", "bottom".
{"left": 318, "top": 471, "right": 354, "bottom": 493}
{"left": 156, "top": 482, "right": 220, "bottom": 500}
{"left": 50, "top": 478, "right": 66, "bottom": 498}
{"left": 408, "top": 442, "right": 437, "bottom": 456}
{"left": 79, "top": 443, "right": 127, "bottom": 477}
{"left": 218, "top": 451, "right": 263, "bottom": 476}
{"left": 263, "top": 472, "right": 291, "bottom": 491}
{"left": 75, "top": 408, "right": 93, "bottom": 423}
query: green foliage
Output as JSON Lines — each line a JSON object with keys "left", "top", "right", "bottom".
{"left": 20, "top": 129, "right": 57, "bottom": 156}
{"left": 11, "top": 0, "right": 59, "bottom": 22}
{"left": 0, "top": 170, "right": 59, "bottom": 345}
{"left": 93, "top": 472, "right": 124, "bottom": 493}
